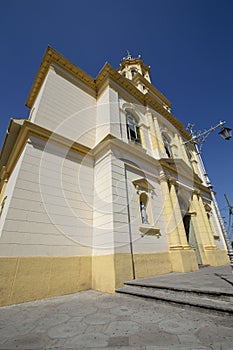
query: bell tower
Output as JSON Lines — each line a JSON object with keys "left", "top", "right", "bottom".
{"left": 118, "top": 51, "right": 151, "bottom": 83}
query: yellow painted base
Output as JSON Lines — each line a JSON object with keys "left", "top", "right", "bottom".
{"left": 0, "top": 250, "right": 230, "bottom": 306}
{"left": 204, "top": 248, "right": 229, "bottom": 266}
{"left": 0, "top": 256, "right": 92, "bottom": 307}
{"left": 92, "top": 252, "right": 172, "bottom": 293}
{"left": 170, "top": 249, "right": 199, "bottom": 272}
{"left": 133, "top": 252, "right": 172, "bottom": 279}
{"left": 92, "top": 255, "right": 116, "bottom": 294}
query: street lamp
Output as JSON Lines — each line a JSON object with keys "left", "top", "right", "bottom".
{"left": 184, "top": 120, "right": 232, "bottom": 152}
{"left": 219, "top": 127, "right": 232, "bottom": 141}
{"left": 184, "top": 120, "right": 233, "bottom": 273}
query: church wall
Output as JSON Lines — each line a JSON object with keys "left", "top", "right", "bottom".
{"left": 92, "top": 151, "right": 114, "bottom": 255}
{"left": 124, "top": 165, "right": 169, "bottom": 255}
{"left": 0, "top": 136, "right": 93, "bottom": 306}
{"left": 0, "top": 149, "right": 26, "bottom": 238}
{"left": 30, "top": 67, "right": 97, "bottom": 149}
{"left": 96, "top": 86, "right": 122, "bottom": 145}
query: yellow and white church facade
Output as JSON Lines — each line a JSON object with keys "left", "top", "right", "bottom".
{"left": 0, "top": 47, "right": 229, "bottom": 306}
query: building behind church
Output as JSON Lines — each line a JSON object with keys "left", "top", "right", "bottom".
{"left": 0, "top": 47, "right": 228, "bottom": 306}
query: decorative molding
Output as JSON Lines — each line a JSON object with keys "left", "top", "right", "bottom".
{"left": 0, "top": 120, "right": 91, "bottom": 193}
{"left": 133, "top": 74, "right": 171, "bottom": 107}
{"left": 139, "top": 225, "right": 161, "bottom": 238}
{"left": 25, "top": 46, "right": 192, "bottom": 140}
{"left": 26, "top": 46, "right": 96, "bottom": 108}
{"left": 132, "top": 178, "right": 154, "bottom": 192}
{"left": 193, "top": 189, "right": 201, "bottom": 196}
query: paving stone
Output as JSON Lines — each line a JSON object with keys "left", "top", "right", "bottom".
{"left": 0, "top": 333, "right": 51, "bottom": 349}
{"left": 130, "top": 308, "right": 164, "bottom": 323}
{"left": 108, "top": 335, "right": 130, "bottom": 346}
{"left": 146, "top": 346, "right": 211, "bottom": 350}
{"left": 110, "top": 305, "right": 136, "bottom": 316}
{"left": 48, "top": 317, "right": 87, "bottom": 338}
{"left": 159, "top": 318, "right": 201, "bottom": 334}
{"left": 34, "top": 313, "right": 70, "bottom": 331}
{"left": 130, "top": 329, "right": 179, "bottom": 347}
{"left": 64, "top": 332, "right": 108, "bottom": 348}
{"left": 84, "top": 311, "right": 116, "bottom": 325}
{"left": 104, "top": 320, "right": 140, "bottom": 336}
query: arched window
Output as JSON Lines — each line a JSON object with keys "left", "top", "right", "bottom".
{"left": 131, "top": 69, "right": 138, "bottom": 77}
{"left": 162, "top": 135, "right": 172, "bottom": 158}
{"left": 126, "top": 112, "right": 141, "bottom": 144}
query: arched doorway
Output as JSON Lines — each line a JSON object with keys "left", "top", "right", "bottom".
{"left": 178, "top": 195, "right": 202, "bottom": 265}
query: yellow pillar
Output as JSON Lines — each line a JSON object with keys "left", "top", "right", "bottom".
{"left": 178, "top": 134, "right": 190, "bottom": 164}
{"left": 192, "top": 191, "right": 219, "bottom": 266}
{"left": 153, "top": 116, "right": 166, "bottom": 154}
{"left": 192, "top": 192, "right": 211, "bottom": 247}
{"left": 160, "top": 176, "right": 182, "bottom": 248}
{"left": 160, "top": 175, "right": 198, "bottom": 272}
{"left": 168, "top": 178, "right": 190, "bottom": 249}
{"left": 147, "top": 112, "right": 160, "bottom": 152}
{"left": 198, "top": 196, "right": 216, "bottom": 247}
{"left": 139, "top": 125, "right": 147, "bottom": 150}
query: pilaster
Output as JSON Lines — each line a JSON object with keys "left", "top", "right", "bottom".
{"left": 147, "top": 111, "right": 160, "bottom": 156}
{"left": 192, "top": 191, "right": 220, "bottom": 266}
{"left": 159, "top": 174, "right": 198, "bottom": 272}
{"left": 139, "top": 125, "right": 147, "bottom": 150}
{"left": 153, "top": 116, "right": 166, "bottom": 156}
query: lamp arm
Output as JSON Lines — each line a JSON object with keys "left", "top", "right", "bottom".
{"left": 184, "top": 121, "right": 226, "bottom": 149}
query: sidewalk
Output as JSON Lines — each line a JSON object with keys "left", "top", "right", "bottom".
{"left": 0, "top": 265, "right": 233, "bottom": 349}
{"left": 129, "top": 265, "right": 233, "bottom": 293}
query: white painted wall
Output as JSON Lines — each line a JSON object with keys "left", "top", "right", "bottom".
{"left": 31, "top": 67, "right": 97, "bottom": 148}
{"left": 0, "top": 136, "right": 94, "bottom": 256}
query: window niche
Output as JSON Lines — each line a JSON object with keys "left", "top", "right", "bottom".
{"left": 131, "top": 68, "right": 138, "bottom": 77}
{"left": 133, "top": 178, "right": 161, "bottom": 238}
{"left": 162, "top": 134, "right": 173, "bottom": 158}
{"left": 126, "top": 111, "right": 141, "bottom": 145}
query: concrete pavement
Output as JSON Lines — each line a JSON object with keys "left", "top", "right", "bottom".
{"left": 117, "top": 265, "right": 233, "bottom": 314}
{"left": 0, "top": 265, "right": 233, "bottom": 349}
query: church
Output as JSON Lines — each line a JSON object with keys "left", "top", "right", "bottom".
{"left": 0, "top": 47, "right": 228, "bottom": 306}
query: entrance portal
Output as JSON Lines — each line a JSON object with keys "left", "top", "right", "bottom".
{"left": 183, "top": 214, "right": 202, "bottom": 265}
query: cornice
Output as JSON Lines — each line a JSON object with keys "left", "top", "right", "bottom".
{"left": 25, "top": 46, "right": 191, "bottom": 141}
{"left": 158, "top": 158, "right": 211, "bottom": 194}
{"left": 132, "top": 74, "right": 171, "bottom": 107}
{"left": 144, "top": 94, "right": 190, "bottom": 139}
{"left": 26, "top": 46, "right": 96, "bottom": 108}
{"left": 0, "top": 120, "right": 91, "bottom": 187}
{"left": 95, "top": 63, "right": 145, "bottom": 103}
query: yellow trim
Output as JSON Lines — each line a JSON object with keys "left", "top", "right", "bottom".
{"left": 25, "top": 46, "right": 191, "bottom": 140}
{"left": 159, "top": 159, "right": 211, "bottom": 194}
{"left": 132, "top": 74, "right": 171, "bottom": 107}
{"left": 0, "top": 120, "right": 91, "bottom": 193}
{"left": 26, "top": 46, "right": 96, "bottom": 108}
{"left": 119, "top": 57, "right": 150, "bottom": 73}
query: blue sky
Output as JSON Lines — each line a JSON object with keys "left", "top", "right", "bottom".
{"left": 0, "top": 0, "right": 232, "bottom": 221}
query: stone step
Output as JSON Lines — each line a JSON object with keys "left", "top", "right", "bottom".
{"left": 124, "top": 281, "right": 233, "bottom": 302}
{"left": 116, "top": 284, "right": 233, "bottom": 315}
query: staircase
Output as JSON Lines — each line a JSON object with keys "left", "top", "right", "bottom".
{"left": 116, "top": 280, "right": 233, "bottom": 315}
